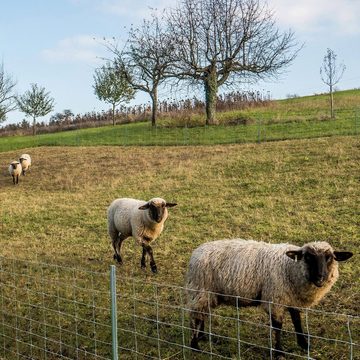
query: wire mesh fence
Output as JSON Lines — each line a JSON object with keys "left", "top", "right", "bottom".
{"left": 115, "top": 273, "right": 359, "bottom": 360}
{"left": 0, "top": 258, "right": 358, "bottom": 360}
{"left": 0, "top": 258, "right": 111, "bottom": 360}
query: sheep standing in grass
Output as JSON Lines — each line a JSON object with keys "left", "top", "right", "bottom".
{"left": 107, "top": 197, "right": 177, "bottom": 273}
{"left": 8, "top": 161, "right": 22, "bottom": 185}
{"left": 19, "top": 154, "right": 31, "bottom": 175}
{"left": 186, "top": 239, "right": 353, "bottom": 358}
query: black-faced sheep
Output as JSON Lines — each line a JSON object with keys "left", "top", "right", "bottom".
{"left": 107, "top": 197, "right": 177, "bottom": 273}
{"left": 8, "top": 161, "right": 22, "bottom": 185}
{"left": 186, "top": 239, "right": 353, "bottom": 358}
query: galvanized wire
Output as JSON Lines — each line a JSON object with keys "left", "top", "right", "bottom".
{"left": 0, "top": 257, "right": 358, "bottom": 360}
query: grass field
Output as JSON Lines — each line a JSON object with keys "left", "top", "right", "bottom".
{"left": 1, "top": 89, "right": 359, "bottom": 152}
{"left": 0, "top": 135, "right": 359, "bottom": 359}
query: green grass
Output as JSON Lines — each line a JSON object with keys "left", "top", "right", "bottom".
{"left": 0, "top": 136, "right": 359, "bottom": 359}
{"left": 1, "top": 89, "right": 359, "bottom": 152}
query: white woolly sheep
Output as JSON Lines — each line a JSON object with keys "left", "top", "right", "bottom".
{"left": 186, "top": 239, "right": 353, "bottom": 357}
{"left": 19, "top": 154, "right": 31, "bottom": 175}
{"left": 107, "top": 197, "right": 177, "bottom": 273}
{"left": 8, "top": 161, "right": 22, "bottom": 185}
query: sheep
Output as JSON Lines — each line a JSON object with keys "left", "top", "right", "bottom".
{"left": 186, "top": 239, "right": 353, "bottom": 358}
{"left": 8, "top": 161, "right": 22, "bottom": 185}
{"left": 107, "top": 197, "right": 177, "bottom": 273}
{"left": 19, "top": 154, "right": 31, "bottom": 176}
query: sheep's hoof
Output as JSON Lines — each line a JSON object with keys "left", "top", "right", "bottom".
{"left": 113, "top": 254, "right": 122, "bottom": 264}
{"left": 298, "top": 336, "right": 308, "bottom": 350}
{"left": 190, "top": 339, "right": 201, "bottom": 351}
{"left": 141, "top": 263, "right": 146, "bottom": 270}
{"left": 150, "top": 263, "right": 157, "bottom": 273}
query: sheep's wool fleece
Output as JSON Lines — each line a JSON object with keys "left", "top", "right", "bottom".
{"left": 19, "top": 154, "right": 31, "bottom": 170}
{"left": 8, "top": 162, "right": 22, "bottom": 176}
{"left": 107, "top": 198, "right": 168, "bottom": 245}
{"left": 187, "top": 239, "right": 339, "bottom": 318}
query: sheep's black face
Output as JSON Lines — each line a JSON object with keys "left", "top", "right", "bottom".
{"left": 286, "top": 246, "right": 353, "bottom": 287}
{"left": 303, "top": 249, "right": 333, "bottom": 287}
{"left": 286, "top": 248, "right": 333, "bottom": 287}
{"left": 149, "top": 203, "right": 166, "bottom": 223}
{"left": 305, "top": 249, "right": 354, "bottom": 287}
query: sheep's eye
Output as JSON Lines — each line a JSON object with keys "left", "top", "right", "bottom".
{"left": 304, "top": 253, "right": 312, "bottom": 262}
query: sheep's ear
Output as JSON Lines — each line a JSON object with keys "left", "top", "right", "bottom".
{"left": 166, "top": 202, "right": 177, "bottom": 208}
{"left": 286, "top": 250, "right": 303, "bottom": 262}
{"left": 333, "top": 251, "right": 353, "bottom": 262}
{"left": 138, "top": 203, "right": 150, "bottom": 210}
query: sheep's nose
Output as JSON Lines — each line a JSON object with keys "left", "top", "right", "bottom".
{"left": 314, "top": 276, "right": 325, "bottom": 287}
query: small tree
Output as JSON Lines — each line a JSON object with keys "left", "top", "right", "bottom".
{"left": 16, "top": 83, "right": 55, "bottom": 135}
{"left": 106, "top": 13, "right": 175, "bottom": 126}
{"left": 320, "top": 48, "right": 345, "bottom": 119}
{"left": 167, "top": 0, "right": 300, "bottom": 125}
{"left": 0, "top": 62, "right": 17, "bottom": 123}
{"left": 93, "top": 62, "right": 135, "bottom": 126}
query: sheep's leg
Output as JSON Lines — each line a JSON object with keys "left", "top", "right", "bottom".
{"left": 190, "top": 317, "right": 204, "bottom": 351}
{"left": 288, "top": 307, "right": 308, "bottom": 350}
{"left": 271, "top": 316, "right": 283, "bottom": 359}
{"left": 141, "top": 244, "right": 157, "bottom": 273}
{"left": 198, "top": 319, "right": 206, "bottom": 340}
{"left": 112, "top": 233, "right": 125, "bottom": 264}
{"left": 147, "top": 245, "right": 157, "bottom": 273}
{"left": 12, "top": 175, "right": 15, "bottom": 185}
{"left": 141, "top": 245, "right": 147, "bottom": 269}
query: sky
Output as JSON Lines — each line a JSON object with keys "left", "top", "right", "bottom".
{"left": 1, "top": 0, "right": 359, "bottom": 126}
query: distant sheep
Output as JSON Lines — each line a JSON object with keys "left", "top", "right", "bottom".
{"left": 19, "top": 154, "right": 31, "bottom": 175}
{"left": 8, "top": 161, "right": 22, "bottom": 185}
{"left": 186, "top": 239, "right": 353, "bottom": 357}
{"left": 107, "top": 197, "right": 177, "bottom": 273}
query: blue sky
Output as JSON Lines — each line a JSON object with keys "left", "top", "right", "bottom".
{"left": 1, "top": 0, "right": 359, "bottom": 125}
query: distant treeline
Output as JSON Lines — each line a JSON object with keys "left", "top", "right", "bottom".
{"left": 0, "top": 90, "right": 270, "bottom": 136}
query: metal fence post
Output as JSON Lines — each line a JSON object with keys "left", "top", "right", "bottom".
{"left": 110, "top": 265, "right": 118, "bottom": 360}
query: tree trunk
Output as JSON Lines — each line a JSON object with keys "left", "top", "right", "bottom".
{"left": 32, "top": 116, "right": 36, "bottom": 136}
{"left": 151, "top": 87, "right": 158, "bottom": 127}
{"left": 112, "top": 103, "right": 116, "bottom": 126}
{"left": 204, "top": 65, "right": 218, "bottom": 125}
{"left": 329, "top": 84, "right": 334, "bottom": 119}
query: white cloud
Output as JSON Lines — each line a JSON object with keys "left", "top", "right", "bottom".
{"left": 271, "top": 0, "right": 360, "bottom": 35}
{"left": 41, "top": 35, "right": 105, "bottom": 64}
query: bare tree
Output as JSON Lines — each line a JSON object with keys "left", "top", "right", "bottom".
{"left": 16, "top": 83, "right": 55, "bottom": 135}
{"left": 111, "top": 14, "right": 174, "bottom": 126}
{"left": 320, "top": 48, "right": 345, "bottom": 119}
{"left": 0, "top": 62, "right": 17, "bottom": 123}
{"left": 167, "top": 0, "right": 300, "bottom": 125}
{"left": 93, "top": 62, "right": 135, "bottom": 125}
